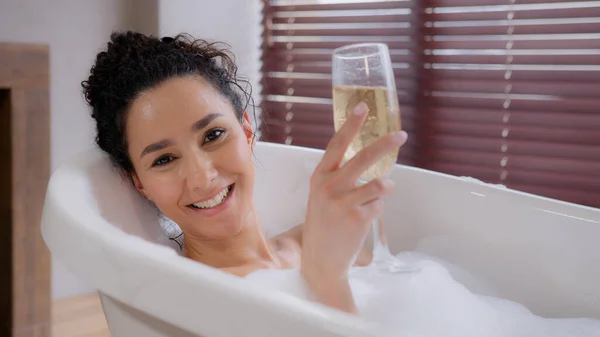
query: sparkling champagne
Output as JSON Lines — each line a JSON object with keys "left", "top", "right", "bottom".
{"left": 332, "top": 85, "right": 401, "bottom": 181}
{"left": 332, "top": 43, "right": 417, "bottom": 275}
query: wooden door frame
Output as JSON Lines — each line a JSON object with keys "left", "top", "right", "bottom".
{"left": 0, "top": 43, "right": 51, "bottom": 337}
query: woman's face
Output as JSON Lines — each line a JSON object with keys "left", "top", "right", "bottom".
{"left": 126, "top": 76, "right": 256, "bottom": 241}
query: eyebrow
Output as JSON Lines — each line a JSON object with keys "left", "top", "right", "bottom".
{"left": 192, "top": 113, "right": 223, "bottom": 132}
{"left": 140, "top": 139, "right": 172, "bottom": 158}
{"left": 139, "top": 113, "right": 224, "bottom": 158}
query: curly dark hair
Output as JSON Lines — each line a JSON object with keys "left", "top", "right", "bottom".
{"left": 82, "top": 30, "right": 255, "bottom": 174}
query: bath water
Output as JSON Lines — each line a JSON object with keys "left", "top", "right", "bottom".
{"left": 245, "top": 252, "right": 600, "bottom": 337}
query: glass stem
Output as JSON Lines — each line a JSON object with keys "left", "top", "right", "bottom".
{"left": 371, "top": 217, "right": 392, "bottom": 263}
{"left": 356, "top": 179, "right": 394, "bottom": 264}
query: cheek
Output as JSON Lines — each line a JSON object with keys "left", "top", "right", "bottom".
{"left": 236, "top": 140, "right": 256, "bottom": 198}
{"left": 215, "top": 133, "right": 255, "bottom": 187}
{"left": 140, "top": 172, "right": 182, "bottom": 207}
{"left": 230, "top": 134, "right": 255, "bottom": 176}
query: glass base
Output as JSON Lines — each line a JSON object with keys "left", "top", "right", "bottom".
{"left": 367, "top": 219, "right": 420, "bottom": 275}
{"left": 351, "top": 248, "right": 420, "bottom": 278}
{"left": 369, "top": 257, "right": 420, "bottom": 274}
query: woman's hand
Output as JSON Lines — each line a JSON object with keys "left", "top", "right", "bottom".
{"left": 300, "top": 102, "right": 407, "bottom": 313}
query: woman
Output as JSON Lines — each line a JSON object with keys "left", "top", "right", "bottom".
{"left": 82, "top": 31, "right": 407, "bottom": 315}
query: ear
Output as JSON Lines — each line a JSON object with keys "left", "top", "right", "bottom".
{"left": 131, "top": 173, "right": 151, "bottom": 201}
{"left": 241, "top": 111, "right": 255, "bottom": 147}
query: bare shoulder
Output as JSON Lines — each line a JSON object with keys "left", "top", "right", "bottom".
{"left": 273, "top": 224, "right": 373, "bottom": 267}
{"left": 273, "top": 223, "right": 304, "bottom": 245}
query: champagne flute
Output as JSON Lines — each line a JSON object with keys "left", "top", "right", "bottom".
{"left": 332, "top": 43, "right": 415, "bottom": 274}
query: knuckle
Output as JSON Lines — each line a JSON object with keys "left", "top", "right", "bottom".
{"left": 350, "top": 206, "right": 367, "bottom": 223}
{"left": 321, "top": 179, "right": 337, "bottom": 197}
{"left": 372, "top": 199, "right": 385, "bottom": 214}
{"left": 371, "top": 179, "right": 386, "bottom": 194}
{"left": 362, "top": 200, "right": 383, "bottom": 221}
{"left": 328, "top": 171, "right": 343, "bottom": 185}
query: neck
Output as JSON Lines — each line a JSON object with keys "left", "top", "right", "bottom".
{"left": 183, "top": 209, "right": 276, "bottom": 269}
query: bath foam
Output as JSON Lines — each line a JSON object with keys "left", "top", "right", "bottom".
{"left": 245, "top": 253, "right": 600, "bottom": 337}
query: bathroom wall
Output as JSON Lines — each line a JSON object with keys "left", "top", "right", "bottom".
{"left": 157, "top": 0, "right": 263, "bottom": 126}
{"left": 0, "top": 0, "right": 262, "bottom": 299}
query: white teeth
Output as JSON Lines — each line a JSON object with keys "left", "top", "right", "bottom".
{"left": 192, "top": 186, "right": 230, "bottom": 209}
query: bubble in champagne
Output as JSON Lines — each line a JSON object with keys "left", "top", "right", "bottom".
{"left": 333, "top": 85, "right": 401, "bottom": 181}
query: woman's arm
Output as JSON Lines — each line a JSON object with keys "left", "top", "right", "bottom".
{"left": 303, "top": 271, "right": 359, "bottom": 315}
{"left": 298, "top": 103, "right": 406, "bottom": 315}
{"left": 273, "top": 225, "right": 366, "bottom": 314}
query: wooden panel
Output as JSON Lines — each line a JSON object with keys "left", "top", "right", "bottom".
{"left": 0, "top": 44, "right": 49, "bottom": 88}
{"left": 11, "top": 87, "right": 51, "bottom": 337}
{"left": 0, "top": 43, "right": 51, "bottom": 337}
{"left": 0, "top": 90, "right": 13, "bottom": 337}
{"left": 52, "top": 293, "right": 109, "bottom": 337}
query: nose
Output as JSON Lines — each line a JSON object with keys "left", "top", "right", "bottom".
{"left": 183, "top": 151, "right": 218, "bottom": 193}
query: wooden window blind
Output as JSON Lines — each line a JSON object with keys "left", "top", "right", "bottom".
{"left": 420, "top": 0, "right": 600, "bottom": 207}
{"left": 260, "top": 0, "right": 600, "bottom": 209}
{"left": 260, "top": 0, "right": 420, "bottom": 165}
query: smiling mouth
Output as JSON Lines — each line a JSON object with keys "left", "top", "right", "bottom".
{"left": 189, "top": 184, "right": 234, "bottom": 210}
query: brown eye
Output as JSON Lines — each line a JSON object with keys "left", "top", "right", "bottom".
{"left": 152, "top": 155, "right": 174, "bottom": 167}
{"left": 204, "top": 129, "right": 225, "bottom": 143}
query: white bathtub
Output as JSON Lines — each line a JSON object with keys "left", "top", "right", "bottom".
{"left": 41, "top": 141, "right": 600, "bottom": 337}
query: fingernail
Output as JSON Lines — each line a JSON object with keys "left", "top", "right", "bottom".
{"left": 353, "top": 102, "right": 368, "bottom": 116}
{"left": 392, "top": 130, "right": 407, "bottom": 143}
